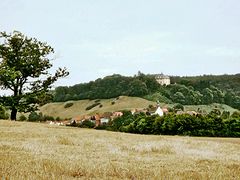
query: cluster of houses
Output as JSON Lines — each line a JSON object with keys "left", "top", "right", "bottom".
{"left": 66, "top": 105, "right": 169, "bottom": 127}
{"left": 48, "top": 104, "right": 168, "bottom": 127}
{"left": 49, "top": 104, "right": 199, "bottom": 127}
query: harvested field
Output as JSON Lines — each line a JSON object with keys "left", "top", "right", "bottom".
{"left": 0, "top": 120, "right": 239, "bottom": 179}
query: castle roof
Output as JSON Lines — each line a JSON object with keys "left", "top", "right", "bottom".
{"left": 155, "top": 73, "right": 170, "bottom": 79}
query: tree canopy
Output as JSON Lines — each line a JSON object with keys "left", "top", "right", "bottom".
{"left": 52, "top": 73, "right": 240, "bottom": 110}
{"left": 0, "top": 31, "right": 69, "bottom": 120}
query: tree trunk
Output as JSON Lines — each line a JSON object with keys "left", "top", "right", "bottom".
{"left": 11, "top": 107, "right": 17, "bottom": 121}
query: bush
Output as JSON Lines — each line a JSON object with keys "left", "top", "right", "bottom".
{"left": 99, "top": 104, "right": 103, "bottom": 108}
{"left": 79, "top": 120, "right": 95, "bottom": 128}
{"left": 85, "top": 102, "right": 101, "bottom": 111}
{"left": 28, "top": 112, "right": 52, "bottom": 122}
{"left": 19, "top": 114, "right": 27, "bottom": 121}
{"left": 231, "top": 111, "right": 240, "bottom": 118}
{"left": 56, "top": 117, "right": 61, "bottom": 121}
{"left": 64, "top": 102, "right": 73, "bottom": 108}
{"left": 0, "top": 105, "right": 9, "bottom": 119}
{"left": 173, "top": 103, "right": 184, "bottom": 111}
{"left": 111, "top": 101, "right": 115, "bottom": 105}
{"left": 221, "top": 111, "right": 230, "bottom": 119}
{"left": 167, "top": 107, "right": 174, "bottom": 112}
{"left": 43, "top": 115, "right": 55, "bottom": 121}
{"left": 28, "top": 112, "right": 40, "bottom": 121}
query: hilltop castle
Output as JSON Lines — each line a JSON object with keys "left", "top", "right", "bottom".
{"left": 155, "top": 73, "right": 170, "bottom": 85}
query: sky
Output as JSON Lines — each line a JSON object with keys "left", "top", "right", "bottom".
{"left": 0, "top": 0, "right": 240, "bottom": 87}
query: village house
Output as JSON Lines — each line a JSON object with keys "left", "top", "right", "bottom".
{"left": 112, "top": 111, "right": 123, "bottom": 117}
{"left": 154, "top": 106, "right": 164, "bottom": 116}
{"left": 155, "top": 73, "right": 170, "bottom": 85}
{"left": 100, "top": 118, "right": 109, "bottom": 124}
{"left": 71, "top": 112, "right": 113, "bottom": 127}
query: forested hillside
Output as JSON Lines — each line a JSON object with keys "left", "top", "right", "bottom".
{"left": 171, "top": 74, "right": 240, "bottom": 96}
{"left": 53, "top": 73, "right": 159, "bottom": 101}
{"left": 169, "top": 74, "right": 240, "bottom": 109}
{"left": 53, "top": 73, "right": 240, "bottom": 110}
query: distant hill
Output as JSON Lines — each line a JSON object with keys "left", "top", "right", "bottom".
{"left": 39, "top": 96, "right": 155, "bottom": 119}
{"left": 38, "top": 96, "right": 239, "bottom": 119}
{"left": 52, "top": 73, "right": 240, "bottom": 110}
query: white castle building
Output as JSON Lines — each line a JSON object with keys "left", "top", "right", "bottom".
{"left": 155, "top": 73, "right": 170, "bottom": 85}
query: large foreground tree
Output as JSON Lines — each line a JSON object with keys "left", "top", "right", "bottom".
{"left": 0, "top": 31, "right": 69, "bottom": 120}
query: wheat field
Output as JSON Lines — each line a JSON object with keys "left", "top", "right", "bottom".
{"left": 0, "top": 120, "right": 240, "bottom": 180}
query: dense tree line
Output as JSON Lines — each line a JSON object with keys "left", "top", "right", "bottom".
{"left": 169, "top": 74, "right": 240, "bottom": 109}
{"left": 171, "top": 74, "right": 240, "bottom": 96}
{"left": 53, "top": 73, "right": 240, "bottom": 110}
{"left": 106, "top": 111, "right": 240, "bottom": 137}
{"left": 53, "top": 73, "right": 159, "bottom": 102}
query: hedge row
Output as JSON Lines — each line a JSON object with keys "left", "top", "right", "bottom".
{"left": 107, "top": 111, "right": 240, "bottom": 137}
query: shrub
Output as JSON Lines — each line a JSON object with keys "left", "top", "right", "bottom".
{"left": 43, "top": 115, "right": 55, "bottom": 121}
{"left": 38, "top": 112, "right": 44, "bottom": 121}
{"left": 19, "top": 114, "right": 27, "bottom": 121}
{"left": 99, "top": 104, "right": 103, "bottom": 108}
{"left": 56, "top": 117, "right": 61, "bottom": 121}
{"left": 221, "top": 111, "right": 230, "bottom": 119}
{"left": 167, "top": 107, "right": 174, "bottom": 112}
{"left": 64, "top": 102, "right": 73, "bottom": 108}
{"left": 79, "top": 120, "right": 95, "bottom": 128}
{"left": 85, "top": 102, "right": 101, "bottom": 111}
{"left": 231, "top": 111, "right": 240, "bottom": 118}
{"left": 111, "top": 101, "right": 115, "bottom": 105}
{"left": 209, "top": 108, "right": 221, "bottom": 116}
{"left": 28, "top": 112, "right": 40, "bottom": 121}
{"left": 0, "top": 105, "right": 9, "bottom": 119}
{"left": 28, "top": 112, "right": 49, "bottom": 122}
{"left": 173, "top": 103, "right": 184, "bottom": 111}
{"left": 94, "top": 99, "right": 101, "bottom": 103}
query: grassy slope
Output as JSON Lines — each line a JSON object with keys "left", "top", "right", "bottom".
{"left": 38, "top": 96, "right": 239, "bottom": 119}
{"left": 39, "top": 96, "right": 156, "bottom": 119}
{"left": 0, "top": 120, "right": 240, "bottom": 179}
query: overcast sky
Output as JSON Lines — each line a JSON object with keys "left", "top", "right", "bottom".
{"left": 1, "top": 0, "right": 240, "bottom": 87}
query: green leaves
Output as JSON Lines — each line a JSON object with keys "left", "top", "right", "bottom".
{"left": 0, "top": 105, "right": 9, "bottom": 119}
{"left": 109, "top": 112, "right": 240, "bottom": 137}
{"left": 0, "top": 31, "right": 68, "bottom": 120}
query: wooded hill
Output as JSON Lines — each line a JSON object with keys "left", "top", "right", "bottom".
{"left": 53, "top": 73, "right": 240, "bottom": 110}
{"left": 171, "top": 74, "right": 240, "bottom": 96}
